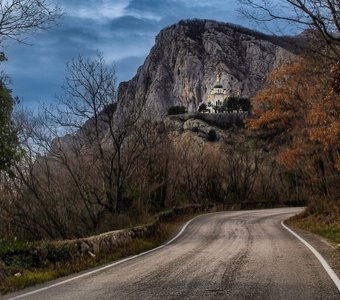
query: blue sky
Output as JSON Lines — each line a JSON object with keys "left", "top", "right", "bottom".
{"left": 1, "top": 0, "right": 292, "bottom": 110}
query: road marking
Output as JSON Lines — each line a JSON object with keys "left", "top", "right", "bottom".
{"left": 281, "top": 221, "right": 340, "bottom": 293}
{"left": 8, "top": 215, "right": 201, "bottom": 299}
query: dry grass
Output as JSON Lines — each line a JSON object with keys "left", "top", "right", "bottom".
{"left": 288, "top": 199, "right": 340, "bottom": 245}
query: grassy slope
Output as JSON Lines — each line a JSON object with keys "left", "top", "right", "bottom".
{"left": 288, "top": 200, "right": 340, "bottom": 245}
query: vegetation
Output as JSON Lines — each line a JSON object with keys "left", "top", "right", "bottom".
{"left": 288, "top": 199, "right": 340, "bottom": 244}
{"left": 167, "top": 105, "right": 187, "bottom": 115}
{"left": 223, "top": 96, "right": 250, "bottom": 112}
{"left": 0, "top": 81, "right": 18, "bottom": 174}
{"left": 199, "top": 97, "right": 250, "bottom": 114}
{"left": 0, "top": 0, "right": 61, "bottom": 42}
{"left": 198, "top": 103, "right": 208, "bottom": 113}
{"left": 0, "top": 0, "right": 339, "bottom": 293}
{"left": 239, "top": 0, "right": 340, "bottom": 58}
{"left": 0, "top": 0, "right": 61, "bottom": 172}
{"left": 207, "top": 129, "right": 217, "bottom": 142}
{"left": 0, "top": 213, "right": 197, "bottom": 294}
{"left": 241, "top": 0, "right": 340, "bottom": 240}
{"left": 1, "top": 103, "right": 298, "bottom": 241}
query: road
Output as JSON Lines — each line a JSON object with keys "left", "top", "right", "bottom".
{"left": 6, "top": 208, "right": 340, "bottom": 299}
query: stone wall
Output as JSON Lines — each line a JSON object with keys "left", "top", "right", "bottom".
{"left": 33, "top": 205, "right": 205, "bottom": 265}
{"left": 47, "top": 222, "right": 159, "bottom": 260}
{"left": 167, "top": 112, "right": 248, "bottom": 130}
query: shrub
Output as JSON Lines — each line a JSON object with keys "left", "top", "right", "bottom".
{"left": 46, "top": 244, "right": 71, "bottom": 263}
{"left": 207, "top": 129, "right": 217, "bottom": 142}
{"left": 0, "top": 239, "right": 37, "bottom": 268}
{"left": 198, "top": 103, "right": 208, "bottom": 113}
{"left": 168, "top": 106, "right": 187, "bottom": 115}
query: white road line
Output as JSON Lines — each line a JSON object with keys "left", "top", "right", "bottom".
{"left": 281, "top": 221, "right": 340, "bottom": 293}
{"left": 8, "top": 215, "right": 201, "bottom": 300}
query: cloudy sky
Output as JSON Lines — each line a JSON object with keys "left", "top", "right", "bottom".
{"left": 2, "top": 0, "right": 293, "bottom": 110}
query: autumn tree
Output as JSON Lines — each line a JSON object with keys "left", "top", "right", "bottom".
{"left": 246, "top": 56, "right": 340, "bottom": 202}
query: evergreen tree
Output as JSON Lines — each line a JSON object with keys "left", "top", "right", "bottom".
{"left": 0, "top": 81, "right": 18, "bottom": 174}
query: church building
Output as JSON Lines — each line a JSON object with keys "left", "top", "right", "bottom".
{"left": 204, "top": 72, "right": 228, "bottom": 113}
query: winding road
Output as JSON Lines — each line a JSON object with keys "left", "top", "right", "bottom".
{"left": 6, "top": 208, "right": 340, "bottom": 299}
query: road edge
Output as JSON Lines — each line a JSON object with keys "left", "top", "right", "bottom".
{"left": 7, "top": 214, "right": 202, "bottom": 300}
{"left": 281, "top": 221, "right": 340, "bottom": 293}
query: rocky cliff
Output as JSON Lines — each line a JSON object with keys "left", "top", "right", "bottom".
{"left": 117, "top": 19, "right": 297, "bottom": 118}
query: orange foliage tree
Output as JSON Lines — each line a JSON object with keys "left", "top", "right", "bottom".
{"left": 246, "top": 57, "right": 340, "bottom": 201}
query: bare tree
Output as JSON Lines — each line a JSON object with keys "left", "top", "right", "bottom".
{"left": 239, "top": 0, "right": 340, "bottom": 57}
{"left": 49, "top": 53, "right": 149, "bottom": 215}
{"left": 0, "top": 52, "right": 169, "bottom": 239}
{"left": 0, "top": 0, "right": 61, "bottom": 42}
{"left": 4, "top": 109, "right": 85, "bottom": 239}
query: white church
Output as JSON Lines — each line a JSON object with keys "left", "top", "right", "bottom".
{"left": 201, "top": 72, "right": 228, "bottom": 113}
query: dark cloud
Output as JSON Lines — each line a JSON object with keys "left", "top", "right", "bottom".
{"left": 107, "top": 15, "right": 157, "bottom": 33}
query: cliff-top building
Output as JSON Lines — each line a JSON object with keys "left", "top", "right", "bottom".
{"left": 198, "top": 71, "right": 248, "bottom": 113}
{"left": 205, "top": 72, "right": 228, "bottom": 112}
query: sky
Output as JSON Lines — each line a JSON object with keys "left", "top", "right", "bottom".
{"left": 1, "top": 0, "right": 292, "bottom": 110}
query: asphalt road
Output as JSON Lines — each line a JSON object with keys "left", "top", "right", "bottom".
{"left": 6, "top": 208, "right": 340, "bottom": 299}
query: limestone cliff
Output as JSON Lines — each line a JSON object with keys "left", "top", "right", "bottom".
{"left": 118, "top": 19, "right": 298, "bottom": 118}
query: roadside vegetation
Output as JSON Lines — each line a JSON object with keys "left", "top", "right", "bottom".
{"left": 240, "top": 0, "right": 340, "bottom": 242}
{"left": 0, "top": 0, "right": 339, "bottom": 294}
{"left": 288, "top": 200, "right": 340, "bottom": 245}
{"left": 0, "top": 212, "right": 199, "bottom": 294}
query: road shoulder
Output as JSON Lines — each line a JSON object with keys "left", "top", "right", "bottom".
{"left": 283, "top": 222, "right": 340, "bottom": 281}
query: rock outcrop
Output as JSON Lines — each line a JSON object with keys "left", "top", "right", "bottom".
{"left": 118, "top": 19, "right": 297, "bottom": 118}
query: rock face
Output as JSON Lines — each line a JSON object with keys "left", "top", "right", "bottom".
{"left": 118, "top": 19, "right": 297, "bottom": 118}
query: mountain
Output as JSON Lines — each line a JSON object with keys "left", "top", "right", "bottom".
{"left": 117, "top": 19, "right": 298, "bottom": 118}
{"left": 52, "top": 19, "right": 299, "bottom": 152}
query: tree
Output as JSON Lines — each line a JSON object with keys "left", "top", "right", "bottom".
{"left": 0, "top": 80, "right": 18, "bottom": 174}
{"left": 222, "top": 143, "right": 262, "bottom": 206}
{"left": 167, "top": 106, "right": 187, "bottom": 115}
{"left": 239, "top": 97, "right": 251, "bottom": 112}
{"left": 198, "top": 103, "right": 208, "bottom": 113}
{"left": 0, "top": 0, "right": 61, "bottom": 42}
{"left": 0, "top": 0, "right": 61, "bottom": 173}
{"left": 226, "top": 96, "right": 239, "bottom": 112}
{"left": 0, "top": 53, "right": 158, "bottom": 239}
{"left": 245, "top": 56, "right": 340, "bottom": 202}
{"left": 238, "top": 0, "right": 340, "bottom": 58}
{"left": 207, "top": 129, "right": 217, "bottom": 142}
{"left": 50, "top": 53, "right": 150, "bottom": 215}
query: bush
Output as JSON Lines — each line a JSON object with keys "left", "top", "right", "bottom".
{"left": 198, "top": 103, "right": 208, "bottom": 113}
{"left": 207, "top": 129, "right": 217, "bottom": 142}
{"left": 46, "top": 244, "right": 71, "bottom": 263}
{"left": 0, "top": 239, "right": 37, "bottom": 268}
{"left": 168, "top": 106, "right": 187, "bottom": 115}
{"left": 224, "top": 97, "right": 251, "bottom": 112}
